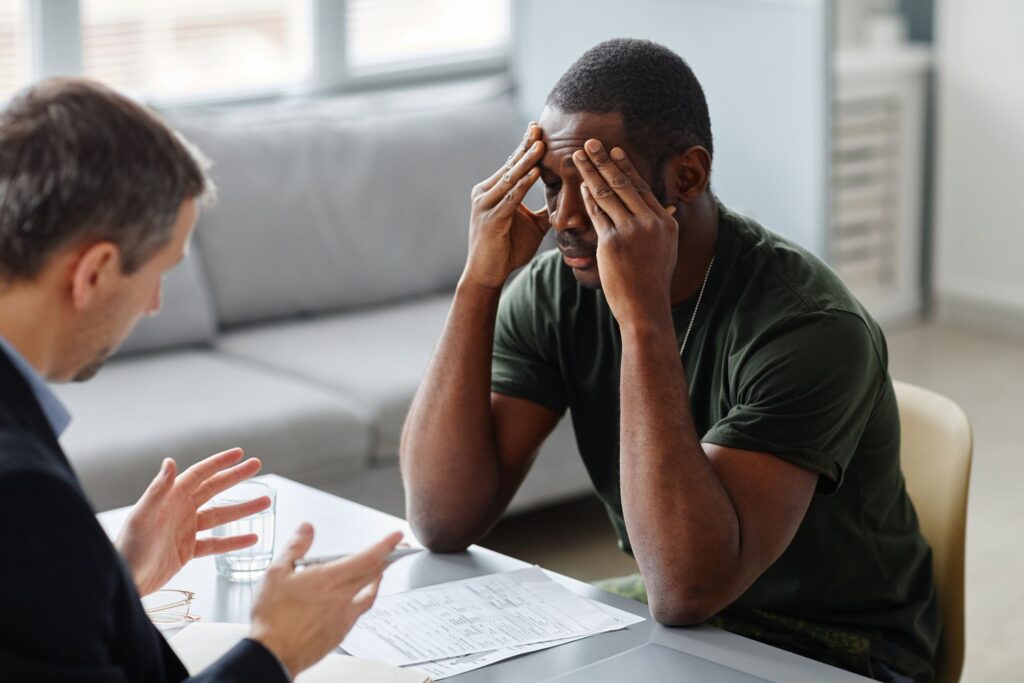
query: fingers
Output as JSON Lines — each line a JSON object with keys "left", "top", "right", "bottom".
{"left": 490, "top": 167, "right": 541, "bottom": 218}
{"left": 192, "top": 457, "right": 263, "bottom": 506}
{"left": 196, "top": 495, "right": 272, "bottom": 532}
{"left": 480, "top": 123, "right": 541, "bottom": 191}
{"left": 608, "top": 147, "right": 666, "bottom": 213}
{"left": 579, "top": 140, "right": 650, "bottom": 216}
{"left": 135, "top": 458, "right": 177, "bottom": 508}
{"left": 176, "top": 448, "right": 245, "bottom": 493}
{"left": 516, "top": 203, "right": 551, "bottom": 240}
{"left": 580, "top": 185, "right": 615, "bottom": 237}
{"left": 350, "top": 575, "right": 383, "bottom": 615}
{"left": 482, "top": 142, "right": 544, "bottom": 208}
{"left": 322, "top": 531, "right": 403, "bottom": 587}
{"left": 572, "top": 148, "right": 631, "bottom": 224}
{"left": 276, "top": 523, "right": 315, "bottom": 568}
{"left": 195, "top": 533, "right": 259, "bottom": 558}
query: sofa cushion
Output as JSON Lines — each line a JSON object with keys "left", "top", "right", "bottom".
{"left": 172, "top": 98, "right": 522, "bottom": 328}
{"left": 217, "top": 294, "right": 452, "bottom": 461}
{"left": 116, "top": 247, "right": 219, "bottom": 356}
{"left": 53, "top": 350, "right": 373, "bottom": 511}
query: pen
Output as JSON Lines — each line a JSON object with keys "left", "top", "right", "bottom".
{"left": 294, "top": 546, "right": 421, "bottom": 568}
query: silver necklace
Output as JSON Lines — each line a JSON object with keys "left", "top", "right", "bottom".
{"left": 678, "top": 256, "right": 715, "bottom": 358}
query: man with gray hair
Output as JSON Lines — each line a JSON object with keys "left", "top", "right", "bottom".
{"left": 0, "top": 78, "right": 402, "bottom": 681}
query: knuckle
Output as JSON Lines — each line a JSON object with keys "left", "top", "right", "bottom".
{"left": 502, "top": 171, "right": 514, "bottom": 185}
{"left": 593, "top": 185, "right": 614, "bottom": 199}
{"left": 609, "top": 174, "right": 631, "bottom": 188}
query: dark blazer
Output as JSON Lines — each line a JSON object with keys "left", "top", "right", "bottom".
{"left": 0, "top": 348, "right": 288, "bottom": 682}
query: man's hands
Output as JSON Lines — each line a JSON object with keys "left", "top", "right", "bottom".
{"left": 573, "top": 140, "right": 679, "bottom": 325}
{"left": 250, "top": 525, "right": 402, "bottom": 678}
{"left": 116, "top": 448, "right": 271, "bottom": 596}
{"left": 463, "top": 123, "right": 550, "bottom": 290}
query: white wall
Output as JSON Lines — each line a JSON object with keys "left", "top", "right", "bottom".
{"left": 934, "top": 0, "right": 1024, "bottom": 326}
{"left": 512, "top": 0, "right": 830, "bottom": 254}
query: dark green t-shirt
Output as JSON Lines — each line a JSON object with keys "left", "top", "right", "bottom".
{"left": 491, "top": 201, "right": 939, "bottom": 681}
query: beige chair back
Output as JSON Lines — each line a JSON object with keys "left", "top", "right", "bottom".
{"left": 893, "top": 380, "right": 973, "bottom": 683}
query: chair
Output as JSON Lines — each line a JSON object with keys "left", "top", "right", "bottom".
{"left": 893, "top": 380, "right": 973, "bottom": 683}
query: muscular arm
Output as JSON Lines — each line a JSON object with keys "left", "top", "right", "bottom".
{"left": 618, "top": 319, "right": 816, "bottom": 624}
{"left": 400, "top": 281, "right": 559, "bottom": 551}
{"left": 573, "top": 141, "right": 817, "bottom": 625}
{"left": 400, "top": 123, "right": 560, "bottom": 551}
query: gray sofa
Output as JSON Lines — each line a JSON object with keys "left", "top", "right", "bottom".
{"left": 53, "top": 81, "right": 592, "bottom": 516}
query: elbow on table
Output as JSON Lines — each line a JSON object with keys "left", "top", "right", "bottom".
{"left": 648, "top": 586, "right": 722, "bottom": 627}
{"left": 407, "top": 513, "right": 476, "bottom": 554}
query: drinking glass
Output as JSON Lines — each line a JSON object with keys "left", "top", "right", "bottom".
{"left": 211, "top": 481, "right": 276, "bottom": 581}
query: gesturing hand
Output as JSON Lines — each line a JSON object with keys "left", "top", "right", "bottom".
{"left": 463, "top": 123, "right": 550, "bottom": 290}
{"left": 572, "top": 140, "right": 679, "bottom": 325}
{"left": 116, "top": 448, "right": 271, "bottom": 596}
{"left": 250, "top": 525, "right": 403, "bottom": 678}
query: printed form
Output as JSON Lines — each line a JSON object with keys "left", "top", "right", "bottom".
{"left": 413, "top": 601, "right": 644, "bottom": 680}
{"left": 342, "top": 567, "right": 644, "bottom": 670}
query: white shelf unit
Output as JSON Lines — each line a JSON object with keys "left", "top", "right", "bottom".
{"left": 830, "top": 46, "right": 931, "bottom": 323}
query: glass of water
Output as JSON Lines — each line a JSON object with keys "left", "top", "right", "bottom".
{"left": 212, "top": 481, "right": 276, "bottom": 581}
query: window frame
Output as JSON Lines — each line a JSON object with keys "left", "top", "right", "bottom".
{"left": 14, "top": 0, "right": 509, "bottom": 107}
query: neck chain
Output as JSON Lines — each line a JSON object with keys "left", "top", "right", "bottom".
{"left": 678, "top": 255, "right": 715, "bottom": 358}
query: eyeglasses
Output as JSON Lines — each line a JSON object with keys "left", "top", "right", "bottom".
{"left": 142, "top": 589, "right": 200, "bottom": 626}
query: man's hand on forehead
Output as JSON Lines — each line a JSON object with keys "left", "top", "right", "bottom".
{"left": 571, "top": 138, "right": 680, "bottom": 322}
{"left": 461, "top": 122, "right": 550, "bottom": 290}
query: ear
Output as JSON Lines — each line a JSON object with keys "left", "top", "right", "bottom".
{"left": 666, "top": 146, "right": 712, "bottom": 204}
{"left": 69, "top": 242, "right": 123, "bottom": 311}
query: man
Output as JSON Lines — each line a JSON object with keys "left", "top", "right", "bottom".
{"left": 401, "top": 39, "right": 938, "bottom": 682}
{"left": 0, "top": 78, "right": 402, "bottom": 681}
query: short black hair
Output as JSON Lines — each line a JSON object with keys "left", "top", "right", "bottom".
{"left": 0, "top": 78, "right": 212, "bottom": 285}
{"left": 547, "top": 38, "right": 713, "bottom": 169}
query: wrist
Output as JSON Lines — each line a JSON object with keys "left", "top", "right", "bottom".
{"left": 616, "top": 308, "right": 675, "bottom": 341}
{"left": 457, "top": 272, "right": 506, "bottom": 299}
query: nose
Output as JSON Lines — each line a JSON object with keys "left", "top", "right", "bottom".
{"left": 549, "top": 181, "right": 590, "bottom": 232}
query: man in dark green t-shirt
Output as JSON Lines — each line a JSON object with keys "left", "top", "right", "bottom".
{"left": 400, "top": 39, "right": 938, "bottom": 682}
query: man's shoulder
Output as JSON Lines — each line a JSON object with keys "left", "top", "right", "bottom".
{"left": 723, "top": 205, "right": 867, "bottom": 319}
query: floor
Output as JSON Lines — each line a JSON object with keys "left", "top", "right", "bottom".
{"left": 481, "top": 321, "right": 1023, "bottom": 681}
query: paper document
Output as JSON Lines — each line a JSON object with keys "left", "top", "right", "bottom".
{"left": 170, "top": 622, "right": 432, "bottom": 683}
{"left": 414, "top": 601, "right": 644, "bottom": 680}
{"left": 342, "top": 567, "right": 644, "bottom": 673}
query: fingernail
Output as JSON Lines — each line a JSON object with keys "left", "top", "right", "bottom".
{"left": 573, "top": 150, "right": 586, "bottom": 162}
{"left": 585, "top": 140, "right": 601, "bottom": 152}
{"left": 611, "top": 147, "right": 625, "bottom": 160}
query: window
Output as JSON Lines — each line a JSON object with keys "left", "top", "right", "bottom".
{"left": 346, "top": 0, "right": 508, "bottom": 71}
{"left": 3, "top": 0, "right": 508, "bottom": 105}
{"left": 0, "top": 1, "right": 29, "bottom": 100}
{"left": 80, "top": 0, "right": 312, "bottom": 100}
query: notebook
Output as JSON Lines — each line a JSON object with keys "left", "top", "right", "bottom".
{"left": 169, "top": 622, "right": 432, "bottom": 683}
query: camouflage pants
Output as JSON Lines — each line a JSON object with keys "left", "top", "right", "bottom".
{"left": 592, "top": 573, "right": 916, "bottom": 683}
{"left": 593, "top": 572, "right": 648, "bottom": 603}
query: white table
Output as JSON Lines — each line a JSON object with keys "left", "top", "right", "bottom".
{"left": 98, "top": 474, "right": 871, "bottom": 682}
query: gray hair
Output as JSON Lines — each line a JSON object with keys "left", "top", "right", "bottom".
{"left": 0, "top": 77, "right": 214, "bottom": 284}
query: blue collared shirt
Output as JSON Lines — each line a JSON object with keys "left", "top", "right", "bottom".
{"left": 0, "top": 335, "right": 71, "bottom": 437}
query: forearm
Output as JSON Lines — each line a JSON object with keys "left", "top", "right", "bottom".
{"left": 618, "top": 317, "right": 742, "bottom": 623}
{"left": 400, "top": 277, "right": 505, "bottom": 550}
